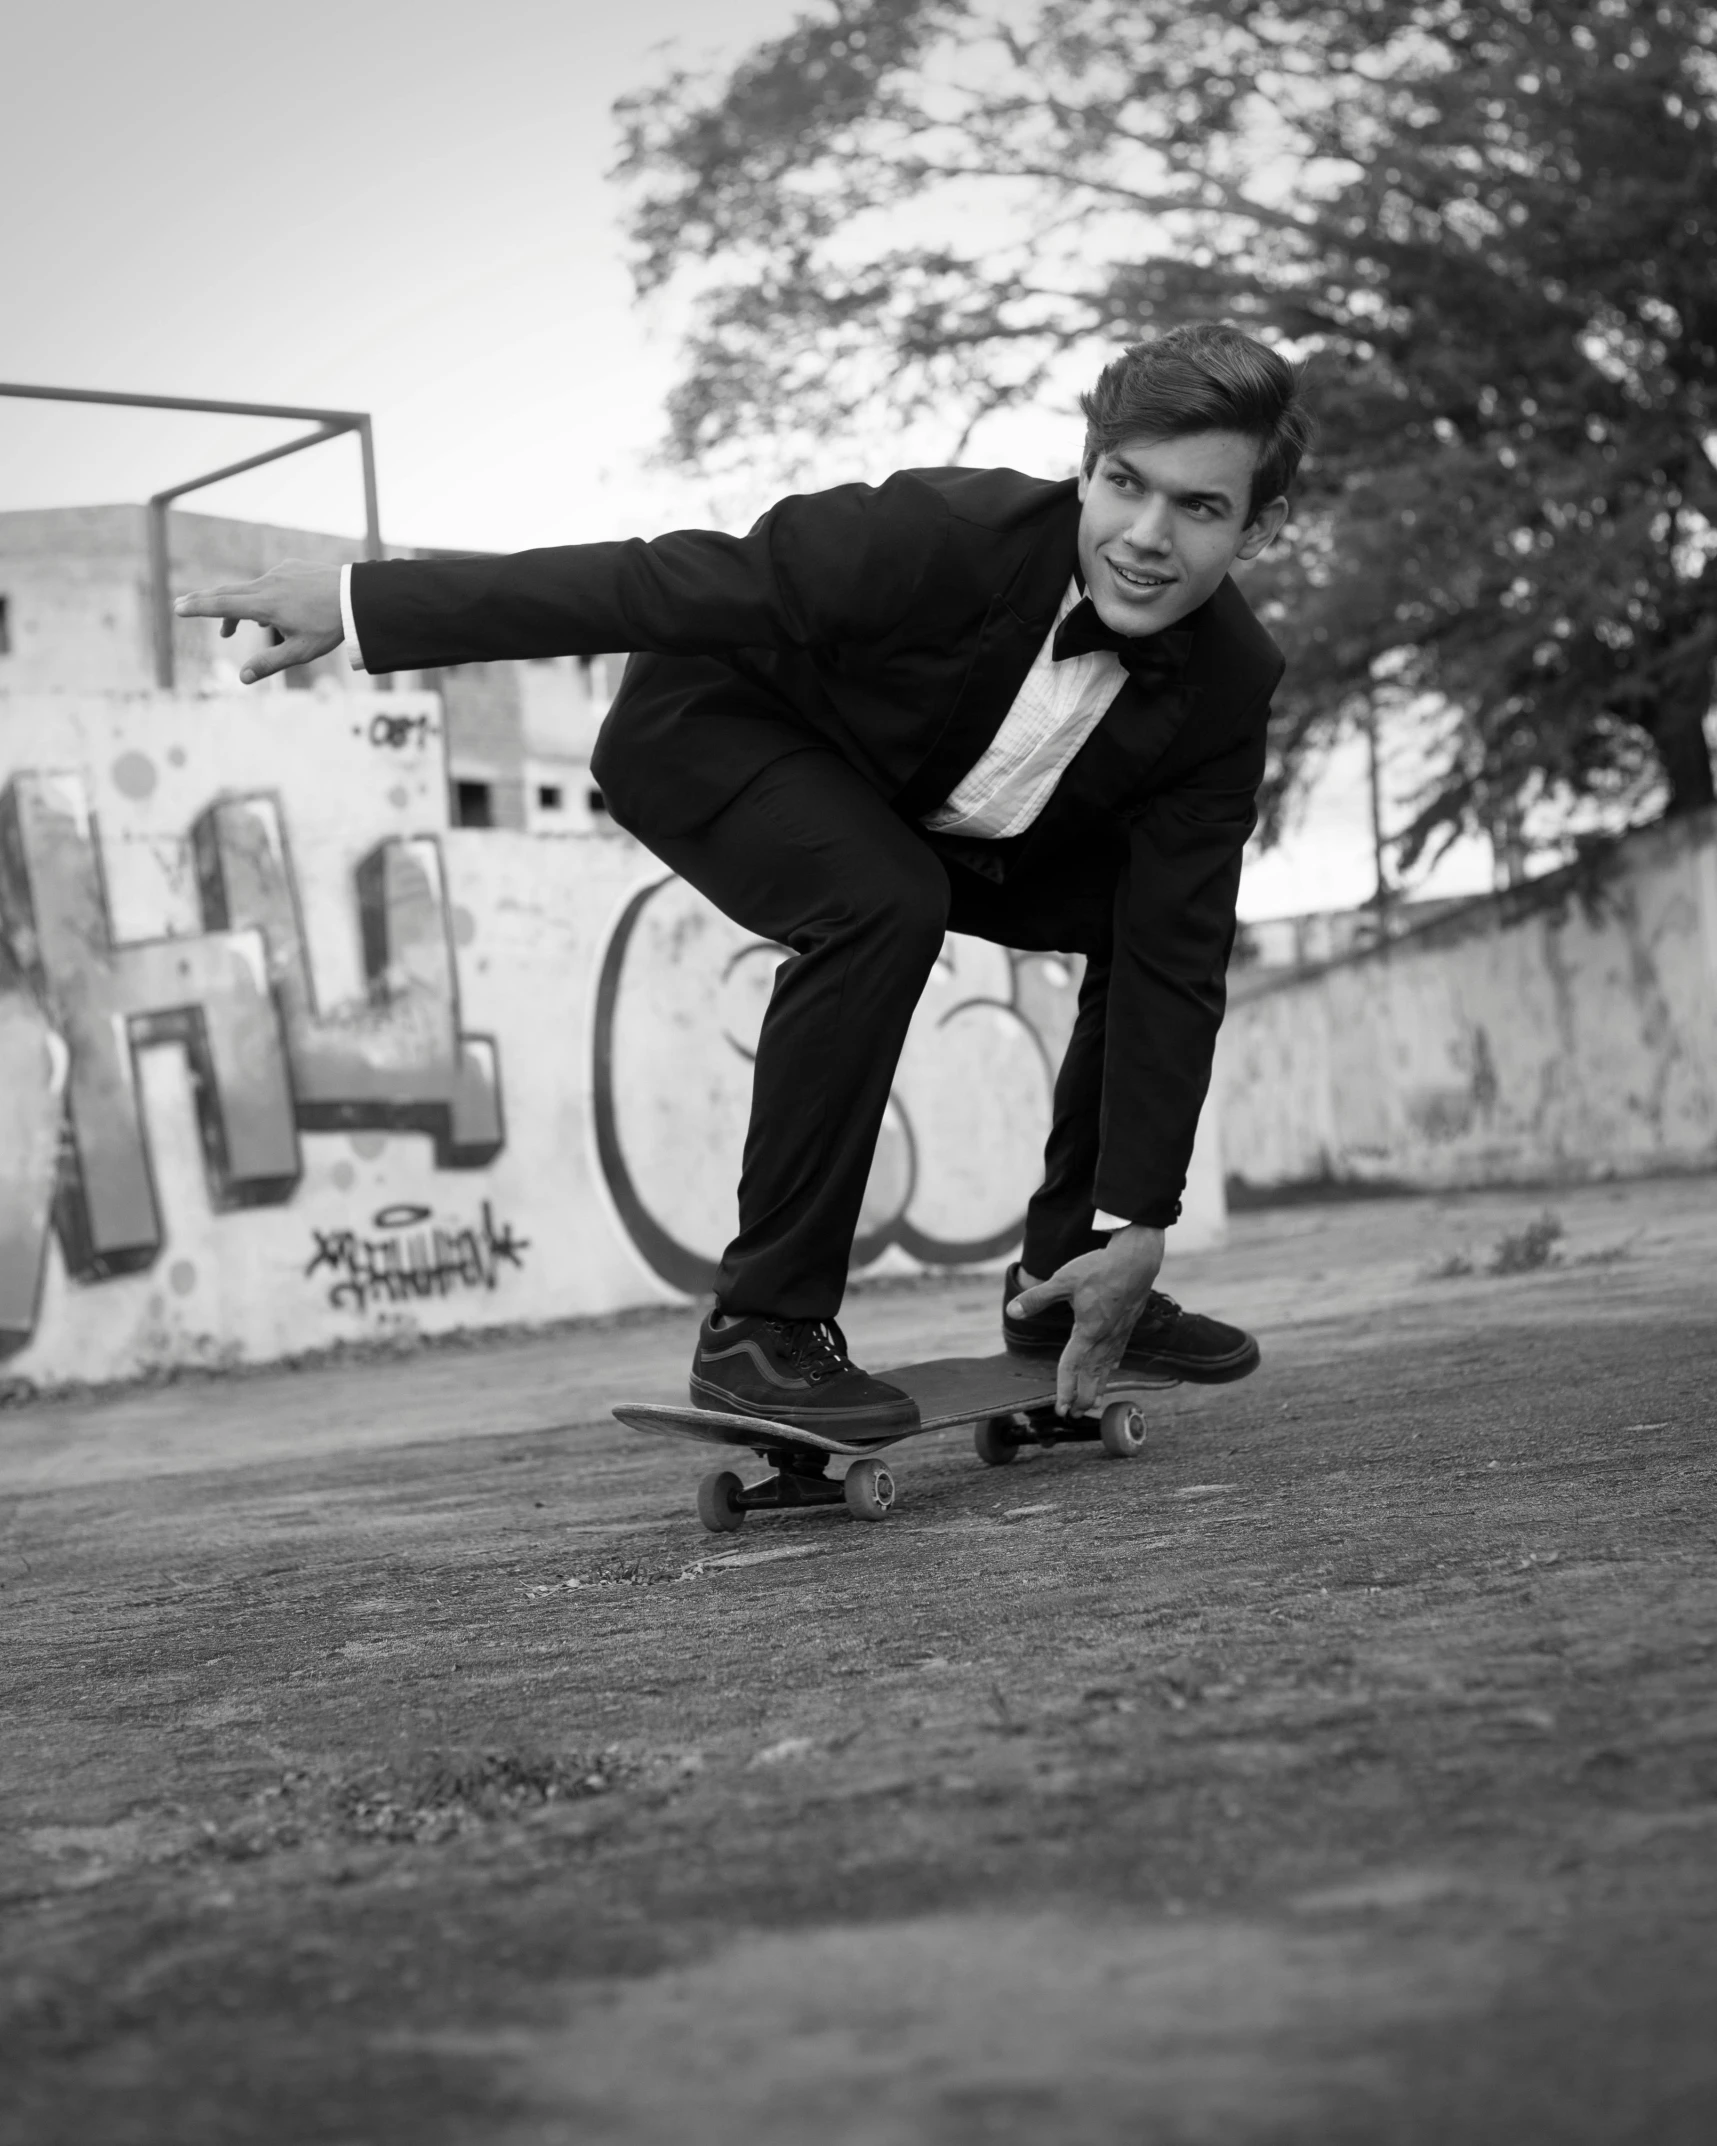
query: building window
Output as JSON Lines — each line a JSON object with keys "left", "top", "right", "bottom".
{"left": 0, "top": 596, "right": 10, "bottom": 655}
{"left": 537, "top": 784, "right": 563, "bottom": 811}
{"left": 587, "top": 786, "right": 608, "bottom": 817}
{"left": 453, "top": 780, "right": 494, "bottom": 828}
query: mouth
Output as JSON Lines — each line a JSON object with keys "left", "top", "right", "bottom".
{"left": 1106, "top": 558, "right": 1175, "bottom": 594}
{"left": 1107, "top": 562, "right": 1176, "bottom": 596}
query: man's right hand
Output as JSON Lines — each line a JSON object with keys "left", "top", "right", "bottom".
{"left": 1008, "top": 1222, "right": 1166, "bottom": 1417}
{"left": 174, "top": 560, "right": 345, "bottom": 683}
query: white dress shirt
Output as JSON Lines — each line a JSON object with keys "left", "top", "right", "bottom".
{"left": 340, "top": 563, "right": 365, "bottom": 665}
{"left": 922, "top": 577, "right": 1126, "bottom": 838}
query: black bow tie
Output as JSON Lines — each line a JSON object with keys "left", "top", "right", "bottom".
{"left": 1053, "top": 596, "right": 1192, "bottom": 683}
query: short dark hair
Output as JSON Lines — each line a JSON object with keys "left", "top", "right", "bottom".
{"left": 1080, "top": 324, "right": 1311, "bottom": 519}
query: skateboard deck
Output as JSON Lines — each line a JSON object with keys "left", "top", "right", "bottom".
{"left": 615, "top": 1352, "right": 1179, "bottom": 1532}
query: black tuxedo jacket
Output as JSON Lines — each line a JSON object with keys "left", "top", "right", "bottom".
{"left": 349, "top": 466, "right": 1284, "bottom": 1226}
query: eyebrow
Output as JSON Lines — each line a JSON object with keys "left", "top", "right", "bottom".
{"left": 1106, "top": 451, "right": 1238, "bottom": 514}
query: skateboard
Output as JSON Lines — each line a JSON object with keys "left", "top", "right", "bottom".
{"left": 613, "top": 1352, "right": 1178, "bottom": 1532}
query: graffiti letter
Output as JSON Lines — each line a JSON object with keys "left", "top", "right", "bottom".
{"left": 0, "top": 957, "right": 69, "bottom": 1354}
{"left": 193, "top": 795, "right": 502, "bottom": 1165}
{"left": 0, "top": 774, "right": 299, "bottom": 1279}
{"left": 592, "top": 875, "right": 1061, "bottom": 1293}
{"left": 480, "top": 1201, "right": 529, "bottom": 1273}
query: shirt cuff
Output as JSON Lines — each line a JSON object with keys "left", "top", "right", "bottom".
{"left": 340, "top": 563, "right": 367, "bottom": 671}
{"left": 1093, "top": 1210, "right": 1131, "bottom": 1232}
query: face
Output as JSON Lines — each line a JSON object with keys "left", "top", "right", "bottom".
{"left": 1075, "top": 429, "right": 1288, "bottom": 636}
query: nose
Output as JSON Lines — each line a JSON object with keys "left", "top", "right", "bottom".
{"left": 1120, "top": 494, "right": 1173, "bottom": 552}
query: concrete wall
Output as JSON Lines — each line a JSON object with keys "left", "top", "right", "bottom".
{"left": 1217, "top": 810, "right": 1717, "bottom": 1198}
{"left": 0, "top": 688, "right": 1224, "bottom": 1390}
{"left": 0, "top": 506, "right": 608, "bottom": 826}
{"left": 0, "top": 504, "right": 361, "bottom": 695}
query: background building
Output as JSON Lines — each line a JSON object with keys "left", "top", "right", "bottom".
{"left": 0, "top": 504, "right": 624, "bottom": 835}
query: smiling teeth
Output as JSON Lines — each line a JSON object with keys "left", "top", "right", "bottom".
{"left": 1113, "top": 565, "right": 1169, "bottom": 587}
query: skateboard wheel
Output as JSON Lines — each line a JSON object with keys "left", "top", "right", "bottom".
{"left": 974, "top": 1415, "right": 1021, "bottom": 1467}
{"left": 843, "top": 1457, "right": 895, "bottom": 1521}
{"left": 1099, "top": 1401, "right": 1147, "bottom": 1458}
{"left": 696, "top": 1467, "right": 746, "bottom": 1533}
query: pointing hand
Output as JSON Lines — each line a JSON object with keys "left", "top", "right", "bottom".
{"left": 174, "top": 559, "right": 345, "bottom": 682}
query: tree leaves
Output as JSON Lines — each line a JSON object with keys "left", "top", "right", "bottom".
{"left": 617, "top": 1, "right": 1717, "bottom": 862}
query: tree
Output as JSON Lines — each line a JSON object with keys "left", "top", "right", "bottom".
{"left": 616, "top": 0, "right": 1717, "bottom": 870}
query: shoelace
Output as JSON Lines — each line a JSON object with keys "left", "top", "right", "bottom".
{"left": 766, "top": 1316, "right": 853, "bottom": 1384}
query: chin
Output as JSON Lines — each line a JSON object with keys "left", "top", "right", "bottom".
{"left": 1098, "top": 587, "right": 1190, "bottom": 636}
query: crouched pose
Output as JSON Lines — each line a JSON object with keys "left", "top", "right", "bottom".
{"left": 179, "top": 323, "right": 1308, "bottom": 1434}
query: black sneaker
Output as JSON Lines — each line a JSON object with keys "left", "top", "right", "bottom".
{"left": 690, "top": 1311, "right": 920, "bottom": 1436}
{"left": 1000, "top": 1261, "right": 1260, "bottom": 1383}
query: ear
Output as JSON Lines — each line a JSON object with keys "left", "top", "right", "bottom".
{"left": 1235, "top": 496, "right": 1289, "bottom": 559}
{"left": 1076, "top": 458, "right": 1095, "bottom": 503}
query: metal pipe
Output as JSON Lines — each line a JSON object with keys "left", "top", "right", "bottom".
{"left": 144, "top": 425, "right": 356, "bottom": 692}
{"left": 146, "top": 497, "right": 175, "bottom": 690}
{"left": 0, "top": 382, "right": 368, "bottom": 426}
{"left": 2, "top": 381, "right": 379, "bottom": 691}
{"left": 148, "top": 423, "right": 349, "bottom": 507}
{"left": 0, "top": 384, "right": 381, "bottom": 694}
{"left": 357, "top": 416, "right": 382, "bottom": 561}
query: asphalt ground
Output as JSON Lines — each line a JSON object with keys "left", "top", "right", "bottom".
{"left": 3, "top": 1174, "right": 1715, "bottom": 2145}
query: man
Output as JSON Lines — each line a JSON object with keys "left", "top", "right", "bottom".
{"left": 178, "top": 323, "right": 1307, "bottom": 1436}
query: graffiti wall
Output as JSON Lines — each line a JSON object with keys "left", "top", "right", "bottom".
{"left": 1216, "top": 809, "right": 1717, "bottom": 1198}
{"left": 0, "top": 689, "right": 1226, "bottom": 1390}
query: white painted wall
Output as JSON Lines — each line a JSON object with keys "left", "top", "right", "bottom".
{"left": 1216, "top": 809, "right": 1717, "bottom": 1197}
{"left": 1, "top": 687, "right": 1224, "bottom": 1389}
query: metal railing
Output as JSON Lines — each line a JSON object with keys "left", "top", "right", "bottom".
{"left": 0, "top": 383, "right": 381, "bottom": 690}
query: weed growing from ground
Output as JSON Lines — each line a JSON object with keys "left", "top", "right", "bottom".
{"left": 1488, "top": 1212, "right": 1565, "bottom": 1274}
{"left": 1427, "top": 1210, "right": 1570, "bottom": 1282}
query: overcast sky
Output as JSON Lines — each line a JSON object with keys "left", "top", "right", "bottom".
{"left": 3, "top": 0, "right": 1493, "bottom": 915}
{"left": 3, "top": 0, "right": 807, "bottom": 550}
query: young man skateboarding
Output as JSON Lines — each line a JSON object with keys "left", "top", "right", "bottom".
{"left": 178, "top": 323, "right": 1306, "bottom": 1435}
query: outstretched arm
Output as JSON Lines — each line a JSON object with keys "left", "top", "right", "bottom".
{"left": 174, "top": 560, "right": 344, "bottom": 683}
{"left": 173, "top": 473, "right": 948, "bottom": 684}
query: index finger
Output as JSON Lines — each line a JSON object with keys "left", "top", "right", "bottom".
{"left": 174, "top": 583, "right": 271, "bottom": 623}
{"left": 1009, "top": 1277, "right": 1070, "bottom": 1318}
{"left": 1055, "top": 1332, "right": 1088, "bottom": 1416}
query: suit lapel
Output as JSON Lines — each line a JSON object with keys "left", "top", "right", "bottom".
{"left": 1064, "top": 575, "right": 1273, "bottom": 802}
{"left": 1067, "top": 634, "right": 1195, "bottom": 805}
{"left": 892, "top": 486, "right": 1081, "bottom": 818}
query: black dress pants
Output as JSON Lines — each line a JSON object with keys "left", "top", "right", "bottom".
{"left": 640, "top": 729, "right": 1125, "bottom": 1321}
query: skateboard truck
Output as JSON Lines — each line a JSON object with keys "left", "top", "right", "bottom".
{"left": 974, "top": 1398, "right": 1147, "bottom": 1467}
{"left": 697, "top": 1442, "right": 896, "bottom": 1532}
